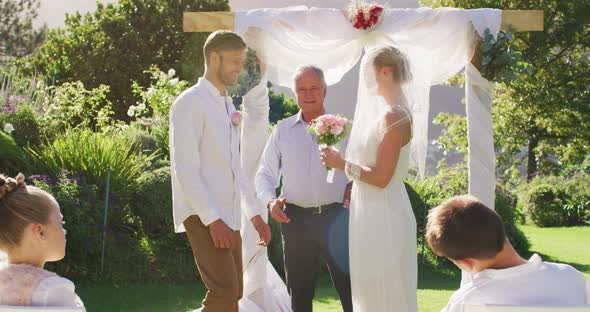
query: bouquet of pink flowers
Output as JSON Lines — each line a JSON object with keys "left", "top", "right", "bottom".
{"left": 307, "top": 114, "right": 352, "bottom": 182}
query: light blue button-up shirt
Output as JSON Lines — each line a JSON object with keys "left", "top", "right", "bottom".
{"left": 255, "top": 111, "right": 349, "bottom": 208}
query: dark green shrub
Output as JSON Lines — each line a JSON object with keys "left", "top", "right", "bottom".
{"left": 520, "top": 174, "right": 590, "bottom": 227}
{"left": 405, "top": 182, "right": 428, "bottom": 232}
{"left": 0, "top": 130, "right": 28, "bottom": 174}
{"left": 269, "top": 88, "right": 299, "bottom": 124}
{"left": 129, "top": 166, "right": 196, "bottom": 281}
{"left": 407, "top": 164, "right": 531, "bottom": 268}
{"left": 0, "top": 105, "right": 41, "bottom": 147}
{"left": 31, "top": 172, "right": 148, "bottom": 282}
{"left": 21, "top": 0, "right": 229, "bottom": 119}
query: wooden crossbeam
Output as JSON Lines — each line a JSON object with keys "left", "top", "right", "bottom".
{"left": 501, "top": 10, "right": 544, "bottom": 32}
{"left": 183, "top": 12, "right": 234, "bottom": 32}
{"left": 183, "top": 10, "right": 544, "bottom": 33}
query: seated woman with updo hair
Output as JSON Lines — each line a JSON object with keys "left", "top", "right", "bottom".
{"left": 0, "top": 173, "right": 84, "bottom": 308}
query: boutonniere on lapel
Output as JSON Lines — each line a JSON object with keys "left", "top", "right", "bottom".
{"left": 231, "top": 111, "right": 242, "bottom": 127}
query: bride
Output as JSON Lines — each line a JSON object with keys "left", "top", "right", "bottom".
{"left": 320, "top": 45, "right": 418, "bottom": 311}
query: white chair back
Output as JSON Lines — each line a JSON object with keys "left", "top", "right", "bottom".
{"left": 0, "top": 307, "right": 85, "bottom": 312}
{"left": 462, "top": 305, "right": 590, "bottom": 312}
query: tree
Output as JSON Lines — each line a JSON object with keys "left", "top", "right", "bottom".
{"left": 423, "top": 0, "right": 590, "bottom": 177}
{"left": 0, "top": 0, "right": 47, "bottom": 63}
{"left": 20, "top": 0, "right": 228, "bottom": 119}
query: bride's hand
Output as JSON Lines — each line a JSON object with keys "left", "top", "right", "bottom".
{"left": 320, "top": 147, "right": 345, "bottom": 171}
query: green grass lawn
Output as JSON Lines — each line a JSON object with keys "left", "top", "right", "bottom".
{"left": 77, "top": 225, "right": 589, "bottom": 312}
{"left": 519, "top": 225, "right": 590, "bottom": 278}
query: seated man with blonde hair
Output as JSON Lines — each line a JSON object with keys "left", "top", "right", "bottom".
{"left": 426, "top": 195, "right": 590, "bottom": 312}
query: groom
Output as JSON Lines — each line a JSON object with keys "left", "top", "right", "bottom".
{"left": 256, "top": 65, "right": 353, "bottom": 312}
{"left": 169, "top": 30, "right": 271, "bottom": 312}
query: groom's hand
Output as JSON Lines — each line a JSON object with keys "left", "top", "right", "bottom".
{"left": 251, "top": 215, "right": 271, "bottom": 246}
{"left": 208, "top": 219, "right": 236, "bottom": 249}
{"left": 268, "top": 197, "right": 290, "bottom": 223}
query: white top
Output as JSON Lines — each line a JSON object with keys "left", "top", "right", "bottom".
{"left": 255, "top": 111, "right": 349, "bottom": 208}
{"left": 443, "top": 254, "right": 590, "bottom": 312}
{"left": 31, "top": 277, "right": 84, "bottom": 308}
{"left": 169, "top": 78, "right": 264, "bottom": 232}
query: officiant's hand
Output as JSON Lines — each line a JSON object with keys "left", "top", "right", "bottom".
{"left": 268, "top": 197, "right": 290, "bottom": 223}
{"left": 251, "top": 215, "right": 271, "bottom": 246}
{"left": 209, "top": 219, "right": 237, "bottom": 249}
{"left": 320, "top": 147, "right": 345, "bottom": 171}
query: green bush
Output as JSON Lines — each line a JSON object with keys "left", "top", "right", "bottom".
{"left": 130, "top": 67, "right": 189, "bottom": 119}
{"left": 0, "top": 130, "right": 28, "bottom": 174}
{"left": 407, "top": 164, "right": 531, "bottom": 268}
{"left": 269, "top": 88, "right": 299, "bottom": 124}
{"left": 131, "top": 167, "right": 175, "bottom": 238}
{"left": 520, "top": 173, "right": 590, "bottom": 227}
{"left": 39, "top": 81, "right": 117, "bottom": 136}
{"left": 122, "top": 123, "right": 159, "bottom": 155}
{"left": 0, "top": 68, "right": 45, "bottom": 147}
{"left": 31, "top": 172, "right": 149, "bottom": 282}
{"left": 21, "top": 0, "right": 229, "bottom": 119}
{"left": 405, "top": 182, "right": 428, "bottom": 232}
{"left": 561, "top": 155, "right": 590, "bottom": 177}
{"left": 129, "top": 167, "right": 196, "bottom": 281}
{"left": 127, "top": 67, "right": 186, "bottom": 158}
{"left": 0, "top": 105, "right": 42, "bottom": 147}
{"left": 27, "top": 129, "right": 158, "bottom": 195}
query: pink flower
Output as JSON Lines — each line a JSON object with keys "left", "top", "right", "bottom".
{"left": 314, "top": 122, "right": 328, "bottom": 135}
{"left": 330, "top": 125, "right": 344, "bottom": 135}
{"left": 231, "top": 111, "right": 241, "bottom": 126}
{"left": 326, "top": 115, "right": 339, "bottom": 126}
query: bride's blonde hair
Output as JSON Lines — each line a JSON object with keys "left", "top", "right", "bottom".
{"left": 0, "top": 173, "right": 54, "bottom": 250}
{"left": 372, "top": 46, "right": 412, "bottom": 84}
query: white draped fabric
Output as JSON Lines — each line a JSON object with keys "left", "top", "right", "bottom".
{"left": 234, "top": 6, "right": 500, "bottom": 208}
{"left": 466, "top": 63, "right": 496, "bottom": 209}
{"left": 226, "top": 7, "right": 500, "bottom": 310}
{"left": 239, "top": 78, "right": 291, "bottom": 311}
{"left": 229, "top": 0, "right": 420, "bottom": 11}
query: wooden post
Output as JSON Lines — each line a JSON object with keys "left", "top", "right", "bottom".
{"left": 471, "top": 39, "right": 482, "bottom": 70}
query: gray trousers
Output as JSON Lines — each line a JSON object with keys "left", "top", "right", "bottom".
{"left": 281, "top": 203, "right": 353, "bottom": 312}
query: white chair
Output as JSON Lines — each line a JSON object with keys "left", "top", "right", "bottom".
{"left": 462, "top": 304, "right": 590, "bottom": 312}
{"left": 0, "top": 307, "right": 85, "bottom": 312}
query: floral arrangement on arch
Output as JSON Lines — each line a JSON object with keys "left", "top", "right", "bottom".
{"left": 345, "top": 1, "right": 385, "bottom": 31}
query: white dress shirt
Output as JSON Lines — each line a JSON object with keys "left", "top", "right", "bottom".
{"left": 442, "top": 254, "right": 590, "bottom": 312}
{"left": 255, "top": 111, "right": 349, "bottom": 208}
{"left": 170, "top": 77, "right": 264, "bottom": 232}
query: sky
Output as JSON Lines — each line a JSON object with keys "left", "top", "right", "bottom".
{"left": 35, "top": 0, "right": 118, "bottom": 29}
{"left": 35, "top": 0, "right": 421, "bottom": 29}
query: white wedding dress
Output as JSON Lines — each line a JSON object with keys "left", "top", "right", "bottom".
{"left": 345, "top": 47, "right": 418, "bottom": 312}
{"left": 348, "top": 109, "right": 418, "bottom": 312}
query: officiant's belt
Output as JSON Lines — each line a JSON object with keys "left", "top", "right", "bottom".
{"left": 286, "top": 202, "right": 341, "bottom": 215}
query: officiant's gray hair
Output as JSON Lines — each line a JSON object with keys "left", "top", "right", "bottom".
{"left": 292, "top": 65, "right": 327, "bottom": 91}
